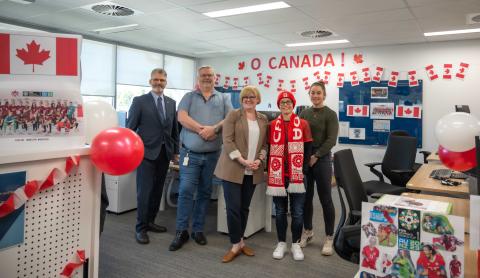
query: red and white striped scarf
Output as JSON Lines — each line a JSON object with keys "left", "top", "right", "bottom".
{"left": 267, "top": 114, "right": 305, "bottom": 196}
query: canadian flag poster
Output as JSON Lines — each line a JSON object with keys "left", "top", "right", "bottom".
{"left": 408, "top": 70, "right": 418, "bottom": 87}
{"left": 425, "top": 64, "right": 438, "bottom": 80}
{"left": 362, "top": 67, "right": 371, "bottom": 82}
{"left": 323, "top": 71, "right": 331, "bottom": 84}
{"left": 388, "top": 71, "right": 399, "bottom": 87}
{"left": 396, "top": 105, "right": 422, "bottom": 119}
{"left": 456, "top": 62, "right": 469, "bottom": 80}
{"left": 350, "top": 71, "right": 359, "bottom": 86}
{"left": 0, "top": 31, "right": 84, "bottom": 151}
{"left": 347, "top": 105, "right": 369, "bottom": 117}
{"left": 372, "top": 67, "right": 383, "bottom": 82}
{"left": 0, "top": 33, "right": 78, "bottom": 76}
{"left": 443, "top": 64, "right": 452, "bottom": 79}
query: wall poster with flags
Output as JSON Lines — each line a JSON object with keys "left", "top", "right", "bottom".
{"left": 0, "top": 31, "right": 84, "bottom": 152}
{"left": 339, "top": 80, "right": 422, "bottom": 147}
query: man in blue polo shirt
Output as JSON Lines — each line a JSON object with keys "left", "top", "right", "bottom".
{"left": 169, "top": 65, "right": 233, "bottom": 251}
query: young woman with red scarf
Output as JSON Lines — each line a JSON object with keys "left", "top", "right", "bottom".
{"left": 267, "top": 91, "right": 312, "bottom": 261}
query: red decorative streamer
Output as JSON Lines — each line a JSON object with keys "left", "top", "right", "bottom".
{"left": 60, "top": 249, "right": 86, "bottom": 277}
{"left": 0, "top": 155, "right": 80, "bottom": 218}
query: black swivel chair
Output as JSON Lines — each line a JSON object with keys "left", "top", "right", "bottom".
{"left": 363, "top": 131, "right": 418, "bottom": 196}
{"left": 390, "top": 130, "right": 431, "bottom": 164}
{"left": 333, "top": 149, "right": 368, "bottom": 263}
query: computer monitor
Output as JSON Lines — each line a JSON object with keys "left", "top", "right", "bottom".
{"left": 455, "top": 105, "right": 470, "bottom": 113}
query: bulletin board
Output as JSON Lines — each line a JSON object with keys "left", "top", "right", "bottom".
{"left": 338, "top": 80, "right": 423, "bottom": 147}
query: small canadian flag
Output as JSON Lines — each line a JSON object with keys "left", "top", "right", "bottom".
{"left": 362, "top": 67, "right": 371, "bottom": 82}
{"left": 350, "top": 71, "right": 359, "bottom": 86}
{"left": 337, "top": 73, "right": 345, "bottom": 88}
{"left": 223, "top": 76, "right": 230, "bottom": 89}
{"left": 0, "top": 33, "right": 79, "bottom": 76}
{"left": 408, "top": 70, "right": 418, "bottom": 87}
{"left": 232, "top": 77, "right": 239, "bottom": 90}
{"left": 456, "top": 62, "right": 469, "bottom": 80}
{"left": 215, "top": 74, "right": 221, "bottom": 86}
{"left": 443, "top": 64, "right": 452, "bottom": 79}
{"left": 396, "top": 105, "right": 421, "bottom": 119}
{"left": 264, "top": 75, "right": 272, "bottom": 88}
{"left": 303, "top": 77, "right": 310, "bottom": 90}
{"left": 243, "top": 76, "right": 249, "bottom": 86}
{"left": 323, "top": 71, "right": 331, "bottom": 84}
{"left": 388, "top": 71, "right": 399, "bottom": 87}
{"left": 347, "top": 105, "right": 369, "bottom": 117}
{"left": 313, "top": 71, "right": 321, "bottom": 80}
{"left": 425, "top": 64, "right": 438, "bottom": 80}
{"left": 277, "top": 79, "right": 284, "bottom": 91}
{"left": 290, "top": 80, "right": 296, "bottom": 93}
{"left": 257, "top": 73, "right": 263, "bottom": 85}
{"left": 372, "top": 66, "right": 384, "bottom": 82}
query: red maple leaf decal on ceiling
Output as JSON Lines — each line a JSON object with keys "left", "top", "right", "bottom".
{"left": 353, "top": 54, "right": 363, "bottom": 64}
{"left": 16, "top": 40, "right": 51, "bottom": 72}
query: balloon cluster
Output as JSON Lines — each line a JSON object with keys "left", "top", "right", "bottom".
{"left": 435, "top": 112, "right": 479, "bottom": 171}
{"left": 84, "top": 100, "right": 144, "bottom": 176}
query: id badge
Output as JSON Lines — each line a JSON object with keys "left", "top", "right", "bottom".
{"left": 182, "top": 155, "right": 189, "bottom": 166}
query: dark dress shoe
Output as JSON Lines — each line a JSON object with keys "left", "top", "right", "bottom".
{"left": 135, "top": 231, "right": 149, "bottom": 244}
{"left": 191, "top": 232, "right": 207, "bottom": 245}
{"left": 148, "top": 223, "right": 167, "bottom": 233}
{"left": 169, "top": 230, "right": 189, "bottom": 251}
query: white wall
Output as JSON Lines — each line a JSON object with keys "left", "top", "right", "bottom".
{"left": 200, "top": 39, "right": 480, "bottom": 181}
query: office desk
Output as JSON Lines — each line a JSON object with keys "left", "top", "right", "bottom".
{"left": 426, "top": 153, "right": 440, "bottom": 163}
{"left": 401, "top": 192, "right": 476, "bottom": 277}
{"left": 406, "top": 164, "right": 469, "bottom": 197}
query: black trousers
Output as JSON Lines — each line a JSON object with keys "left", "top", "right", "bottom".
{"left": 136, "top": 145, "right": 170, "bottom": 233}
{"left": 303, "top": 153, "right": 336, "bottom": 236}
{"left": 222, "top": 175, "right": 256, "bottom": 244}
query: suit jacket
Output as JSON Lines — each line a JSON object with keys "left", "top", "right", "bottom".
{"left": 214, "top": 109, "right": 268, "bottom": 185}
{"left": 127, "top": 92, "right": 179, "bottom": 161}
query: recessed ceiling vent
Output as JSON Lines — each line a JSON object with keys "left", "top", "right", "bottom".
{"left": 299, "top": 30, "right": 333, "bottom": 38}
{"left": 82, "top": 1, "right": 143, "bottom": 17}
{"left": 467, "top": 13, "right": 480, "bottom": 24}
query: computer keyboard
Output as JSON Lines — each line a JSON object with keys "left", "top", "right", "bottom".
{"left": 430, "top": 169, "right": 469, "bottom": 179}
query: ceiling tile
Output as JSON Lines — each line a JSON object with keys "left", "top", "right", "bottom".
{"left": 216, "top": 7, "right": 309, "bottom": 28}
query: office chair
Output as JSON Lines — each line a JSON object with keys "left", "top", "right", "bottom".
{"left": 333, "top": 149, "right": 366, "bottom": 263}
{"left": 390, "top": 129, "right": 431, "bottom": 164}
{"left": 363, "top": 131, "right": 417, "bottom": 196}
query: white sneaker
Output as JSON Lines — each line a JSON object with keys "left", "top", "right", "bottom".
{"left": 299, "top": 229, "right": 314, "bottom": 248}
{"left": 321, "top": 236, "right": 334, "bottom": 256}
{"left": 291, "top": 243, "right": 304, "bottom": 261}
{"left": 272, "top": 242, "right": 287, "bottom": 259}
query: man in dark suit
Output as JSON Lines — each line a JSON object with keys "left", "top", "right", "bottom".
{"left": 127, "top": 68, "right": 179, "bottom": 244}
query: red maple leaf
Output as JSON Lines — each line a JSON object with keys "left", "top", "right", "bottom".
{"left": 352, "top": 76, "right": 357, "bottom": 80}
{"left": 16, "top": 40, "right": 51, "bottom": 72}
{"left": 353, "top": 54, "right": 363, "bottom": 64}
{"left": 238, "top": 61, "right": 245, "bottom": 70}
{"left": 391, "top": 76, "right": 396, "bottom": 81}
{"left": 429, "top": 70, "right": 434, "bottom": 75}
{"left": 445, "top": 69, "right": 450, "bottom": 74}
{"left": 355, "top": 108, "right": 361, "bottom": 113}
{"left": 405, "top": 108, "right": 412, "bottom": 114}
{"left": 410, "top": 76, "right": 415, "bottom": 80}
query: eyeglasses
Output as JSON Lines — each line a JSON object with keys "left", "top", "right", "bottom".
{"left": 199, "top": 74, "right": 214, "bottom": 78}
{"left": 279, "top": 100, "right": 293, "bottom": 106}
{"left": 242, "top": 96, "right": 256, "bottom": 100}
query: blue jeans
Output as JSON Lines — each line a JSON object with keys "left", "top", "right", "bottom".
{"left": 273, "top": 191, "right": 306, "bottom": 243}
{"left": 175, "top": 147, "right": 220, "bottom": 232}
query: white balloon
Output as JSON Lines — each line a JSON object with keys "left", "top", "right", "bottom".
{"left": 84, "top": 100, "right": 119, "bottom": 144}
{"left": 435, "top": 112, "right": 480, "bottom": 152}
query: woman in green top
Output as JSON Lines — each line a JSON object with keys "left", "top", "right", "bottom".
{"left": 299, "top": 81, "right": 339, "bottom": 255}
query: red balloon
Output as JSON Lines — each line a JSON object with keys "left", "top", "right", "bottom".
{"left": 438, "top": 145, "right": 477, "bottom": 172}
{"left": 90, "top": 127, "right": 144, "bottom": 175}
